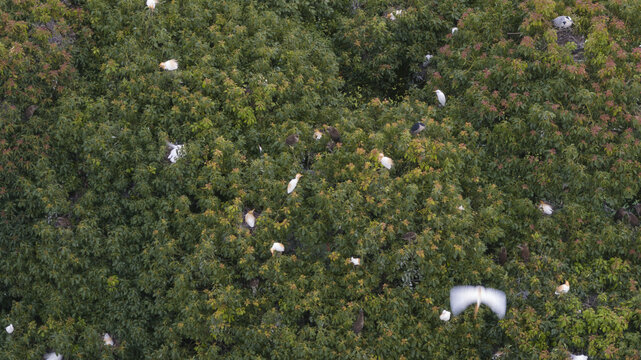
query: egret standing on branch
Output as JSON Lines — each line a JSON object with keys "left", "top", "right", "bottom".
{"left": 146, "top": 0, "right": 157, "bottom": 10}
{"left": 245, "top": 210, "right": 256, "bottom": 228}
{"left": 5, "top": 324, "right": 13, "bottom": 334}
{"left": 450, "top": 286, "right": 507, "bottom": 319}
{"left": 103, "top": 333, "right": 115, "bottom": 346}
{"left": 287, "top": 173, "right": 302, "bottom": 194}
{"left": 159, "top": 59, "right": 178, "bottom": 71}
{"left": 555, "top": 280, "right": 569, "bottom": 295}
{"left": 435, "top": 90, "right": 446, "bottom": 106}
{"left": 378, "top": 153, "right": 393, "bottom": 170}
{"left": 270, "top": 242, "right": 284, "bottom": 255}
{"left": 166, "top": 142, "right": 184, "bottom": 163}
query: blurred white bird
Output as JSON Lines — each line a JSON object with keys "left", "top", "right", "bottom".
{"left": 451, "top": 27, "right": 458, "bottom": 34}
{"left": 270, "top": 242, "right": 284, "bottom": 255}
{"left": 287, "top": 173, "right": 302, "bottom": 194}
{"left": 538, "top": 201, "right": 553, "bottom": 215}
{"left": 350, "top": 257, "right": 361, "bottom": 266}
{"left": 43, "top": 353, "right": 63, "bottom": 360}
{"left": 166, "top": 142, "right": 184, "bottom": 163}
{"left": 146, "top": 0, "right": 156, "bottom": 10}
{"left": 103, "top": 333, "right": 114, "bottom": 346}
{"left": 378, "top": 153, "right": 393, "bottom": 170}
{"left": 450, "top": 286, "right": 507, "bottom": 319}
{"left": 570, "top": 355, "right": 587, "bottom": 360}
{"left": 435, "top": 90, "right": 446, "bottom": 106}
{"left": 457, "top": 205, "right": 465, "bottom": 211}
{"left": 259, "top": 145, "right": 263, "bottom": 153}
{"left": 5, "top": 324, "right": 13, "bottom": 334}
{"left": 422, "top": 54, "right": 433, "bottom": 67}
{"left": 439, "top": 310, "right": 451, "bottom": 321}
{"left": 159, "top": 59, "right": 178, "bottom": 71}
{"left": 245, "top": 210, "right": 256, "bottom": 228}
{"left": 386, "top": 9, "right": 402, "bottom": 21}
{"left": 313, "top": 130, "right": 323, "bottom": 140}
{"left": 555, "top": 280, "right": 570, "bottom": 295}
{"left": 553, "top": 16, "right": 573, "bottom": 29}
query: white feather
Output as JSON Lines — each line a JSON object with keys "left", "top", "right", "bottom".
{"left": 450, "top": 286, "right": 506, "bottom": 319}
{"left": 435, "top": 90, "right": 446, "bottom": 106}
{"left": 167, "top": 143, "right": 184, "bottom": 163}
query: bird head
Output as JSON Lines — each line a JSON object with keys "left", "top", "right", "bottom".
{"left": 247, "top": 209, "right": 255, "bottom": 215}
{"left": 378, "top": 153, "right": 385, "bottom": 161}
{"left": 159, "top": 62, "right": 165, "bottom": 69}
{"left": 295, "top": 173, "right": 302, "bottom": 179}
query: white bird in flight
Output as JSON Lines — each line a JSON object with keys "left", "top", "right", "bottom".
{"left": 166, "top": 142, "right": 184, "bottom": 163}
{"left": 450, "top": 286, "right": 507, "bottom": 319}
{"left": 350, "top": 257, "right": 361, "bottom": 266}
{"left": 538, "top": 201, "right": 553, "bottom": 215}
{"left": 146, "top": 0, "right": 156, "bottom": 10}
{"left": 245, "top": 210, "right": 256, "bottom": 228}
{"left": 555, "top": 280, "right": 570, "bottom": 295}
{"left": 435, "top": 90, "right": 446, "bottom": 106}
{"left": 5, "top": 324, "right": 14, "bottom": 334}
{"left": 287, "top": 173, "right": 302, "bottom": 194}
{"left": 159, "top": 59, "right": 178, "bottom": 71}
{"left": 270, "top": 242, "right": 284, "bottom": 255}
{"left": 439, "top": 310, "right": 451, "bottom": 321}
{"left": 378, "top": 153, "right": 393, "bottom": 170}
{"left": 43, "top": 353, "right": 63, "bottom": 360}
{"left": 103, "top": 333, "right": 114, "bottom": 346}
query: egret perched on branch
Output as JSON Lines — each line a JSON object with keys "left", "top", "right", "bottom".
{"left": 386, "top": 9, "right": 402, "bottom": 21}
{"left": 538, "top": 201, "right": 553, "bottom": 215}
{"left": 435, "top": 90, "right": 446, "bottom": 106}
{"left": 553, "top": 16, "right": 573, "bottom": 29}
{"left": 378, "top": 153, "right": 393, "bottom": 170}
{"left": 350, "top": 257, "right": 361, "bottom": 266}
{"left": 43, "top": 353, "right": 63, "bottom": 360}
{"left": 270, "top": 242, "right": 284, "bottom": 255}
{"left": 287, "top": 173, "right": 302, "bottom": 194}
{"left": 570, "top": 355, "right": 587, "bottom": 360}
{"left": 450, "top": 286, "right": 507, "bottom": 319}
{"left": 245, "top": 210, "right": 256, "bottom": 228}
{"left": 410, "top": 122, "right": 426, "bottom": 135}
{"left": 103, "top": 333, "right": 114, "bottom": 346}
{"left": 555, "top": 281, "right": 569, "bottom": 295}
{"left": 166, "top": 142, "right": 184, "bottom": 163}
{"left": 5, "top": 324, "right": 13, "bottom": 334}
{"left": 146, "top": 0, "right": 157, "bottom": 10}
{"left": 439, "top": 310, "right": 451, "bottom": 321}
{"left": 451, "top": 27, "right": 458, "bottom": 34}
{"left": 159, "top": 59, "right": 178, "bottom": 71}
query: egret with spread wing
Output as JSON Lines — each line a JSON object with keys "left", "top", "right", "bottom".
{"left": 450, "top": 286, "right": 506, "bottom": 319}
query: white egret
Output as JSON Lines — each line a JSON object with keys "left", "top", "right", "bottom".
{"left": 350, "top": 257, "right": 361, "bottom": 266}
{"left": 386, "top": 9, "right": 402, "bottom": 21}
{"left": 159, "top": 59, "right": 178, "bottom": 71}
{"left": 439, "top": 310, "right": 451, "bottom": 321}
{"left": 451, "top": 27, "right": 458, "bottom": 34}
{"left": 166, "top": 142, "right": 184, "bottom": 163}
{"left": 570, "top": 355, "right": 587, "bottom": 360}
{"left": 538, "top": 201, "right": 553, "bottom": 215}
{"left": 450, "top": 285, "right": 507, "bottom": 319}
{"left": 555, "top": 280, "right": 569, "bottom": 295}
{"left": 457, "top": 205, "right": 465, "bottom": 211}
{"left": 435, "top": 90, "right": 446, "bottom": 106}
{"left": 245, "top": 210, "right": 256, "bottom": 228}
{"left": 103, "top": 333, "right": 114, "bottom": 346}
{"left": 378, "top": 153, "right": 393, "bottom": 170}
{"left": 270, "top": 242, "right": 284, "bottom": 255}
{"left": 146, "top": 0, "right": 156, "bottom": 10}
{"left": 287, "top": 173, "right": 302, "bottom": 194}
{"left": 5, "top": 324, "right": 13, "bottom": 334}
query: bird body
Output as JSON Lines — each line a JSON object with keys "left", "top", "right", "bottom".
{"left": 386, "top": 9, "right": 402, "bottom": 21}
{"left": 245, "top": 210, "right": 256, "bottom": 228}
{"left": 146, "top": 0, "right": 156, "bottom": 9}
{"left": 538, "top": 201, "right": 553, "bottom": 215}
{"left": 555, "top": 280, "right": 569, "bottom": 295}
{"left": 103, "top": 333, "right": 114, "bottom": 346}
{"left": 326, "top": 126, "right": 341, "bottom": 143}
{"left": 5, "top": 324, "right": 14, "bottom": 334}
{"left": 23, "top": 105, "right": 38, "bottom": 121}
{"left": 287, "top": 173, "right": 302, "bottom": 194}
{"left": 285, "top": 134, "right": 299, "bottom": 146}
{"left": 313, "top": 130, "right": 323, "bottom": 140}
{"left": 457, "top": 205, "right": 465, "bottom": 211}
{"left": 167, "top": 142, "right": 184, "bottom": 163}
{"left": 410, "top": 122, "right": 426, "bottom": 135}
{"left": 439, "top": 310, "right": 451, "bottom": 321}
{"left": 553, "top": 16, "right": 573, "bottom": 29}
{"left": 571, "top": 355, "right": 588, "bottom": 360}
{"left": 450, "top": 286, "right": 507, "bottom": 319}
{"left": 451, "top": 27, "right": 458, "bottom": 34}
{"left": 378, "top": 153, "right": 393, "bottom": 170}
{"left": 350, "top": 257, "right": 360, "bottom": 266}
{"left": 43, "top": 353, "right": 63, "bottom": 360}
{"left": 270, "top": 242, "right": 284, "bottom": 255}
{"left": 498, "top": 247, "right": 507, "bottom": 265}
{"left": 519, "top": 243, "right": 530, "bottom": 262}
{"left": 159, "top": 59, "right": 178, "bottom": 71}
{"left": 352, "top": 309, "right": 364, "bottom": 334}
{"left": 435, "top": 90, "right": 446, "bottom": 106}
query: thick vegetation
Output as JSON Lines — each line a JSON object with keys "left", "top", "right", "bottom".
{"left": 2, "top": 0, "right": 641, "bottom": 358}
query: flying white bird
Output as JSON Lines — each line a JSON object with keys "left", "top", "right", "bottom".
{"left": 439, "top": 310, "right": 451, "bottom": 321}
{"left": 553, "top": 16, "right": 573, "bottom": 29}
{"left": 350, "top": 257, "right": 361, "bottom": 266}
{"left": 570, "top": 355, "right": 587, "bottom": 360}
{"left": 159, "top": 59, "right": 178, "bottom": 71}
{"left": 313, "top": 130, "right": 323, "bottom": 140}
{"left": 166, "top": 142, "right": 184, "bottom": 163}
{"left": 146, "top": 0, "right": 156, "bottom": 10}
{"left": 378, "top": 153, "right": 393, "bottom": 170}
{"left": 450, "top": 286, "right": 507, "bottom": 319}
{"left": 555, "top": 280, "right": 570, "bottom": 295}
{"left": 270, "top": 242, "right": 284, "bottom": 255}
{"left": 538, "top": 201, "right": 553, "bottom": 215}
{"left": 451, "top": 27, "right": 458, "bottom": 34}
{"left": 435, "top": 90, "right": 446, "bottom": 106}
{"left": 103, "top": 333, "right": 114, "bottom": 346}
{"left": 43, "top": 353, "right": 63, "bottom": 360}
{"left": 5, "top": 324, "right": 14, "bottom": 334}
{"left": 245, "top": 210, "right": 256, "bottom": 228}
{"left": 287, "top": 173, "right": 302, "bottom": 194}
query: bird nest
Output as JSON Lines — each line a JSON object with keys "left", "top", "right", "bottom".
{"left": 556, "top": 28, "right": 585, "bottom": 62}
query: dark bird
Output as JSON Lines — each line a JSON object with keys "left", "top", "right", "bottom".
{"left": 55, "top": 216, "right": 71, "bottom": 229}
{"left": 352, "top": 308, "right": 364, "bottom": 334}
{"left": 634, "top": 204, "right": 641, "bottom": 217}
{"left": 402, "top": 232, "right": 417, "bottom": 243}
{"left": 23, "top": 105, "right": 38, "bottom": 121}
{"left": 628, "top": 212, "right": 640, "bottom": 227}
{"left": 614, "top": 208, "right": 639, "bottom": 227}
{"left": 498, "top": 247, "right": 507, "bottom": 265}
{"left": 614, "top": 208, "right": 627, "bottom": 222}
{"left": 410, "top": 122, "right": 426, "bottom": 135}
{"left": 250, "top": 278, "right": 259, "bottom": 295}
{"left": 326, "top": 140, "right": 336, "bottom": 152}
{"left": 326, "top": 126, "right": 341, "bottom": 143}
{"left": 518, "top": 243, "right": 530, "bottom": 263}
{"left": 285, "top": 134, "right": 299, "bottom": 146}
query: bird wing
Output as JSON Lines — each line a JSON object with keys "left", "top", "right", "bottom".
{"left": 481, "top": 287, "right": 507, "bottom": 319}
{"left": 450, "top": 286, "right": 480, "bottom": 316}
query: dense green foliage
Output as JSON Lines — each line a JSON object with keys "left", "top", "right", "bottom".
{"left": 2, "top": 0, "right": 641, "bottom": 358}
